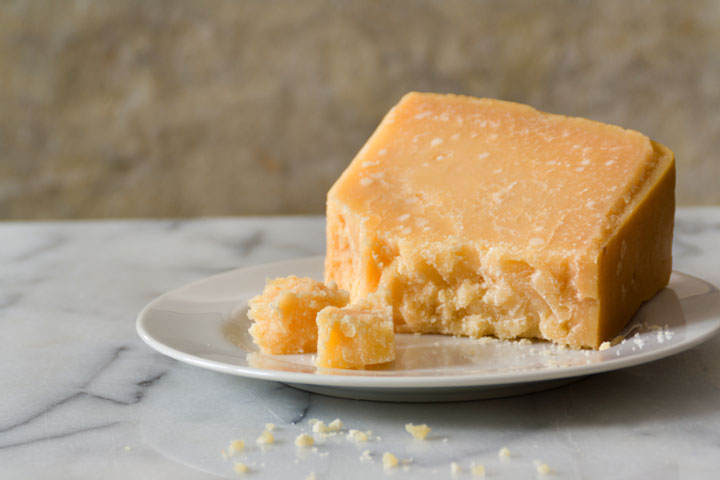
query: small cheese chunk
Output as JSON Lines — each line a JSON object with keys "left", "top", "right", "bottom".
{"left": 536, "top": 462, "right": 552, "bottom": 475}
{"left": 382, "top": 452, "right": 399, "bottom": 469}
{"left": 295, "top": 433, "right": 314, "bottom": 447}
{"left": 312, "top": 420, "right": 329, "bottom": 433}
{"left": 248, "top": 276, "right": 349, "bottom": 354}
{"left": 328, "top": 418, "right": 343, "bottom": 431}
{"left": 346, "top": 429, "right": 369, "bottom": 443}
{"left": 405, "top": 423, "right": 431, "bottom": 440}
{"left": 233, "top": 463, "right": 248, "bottom": 474}
{"left": 450, "top": 462, "right": 461, "bottom": 474}
{"left": 498, "top": 446, "right": 511, "bottom": 459}
{"left": 326, "top": 92, "right": 675, "bottom": 348}
{"left": 471, "top": 463, "right": 486, "bottom": 476}
{"left": 256, "top": 430, "right": 274, "bottom": 445}
{"left": 228, "top": 440, "right": 245, "bottom": 455}
{"left": 316, "top": 299, "right": 395, "bottom": 369}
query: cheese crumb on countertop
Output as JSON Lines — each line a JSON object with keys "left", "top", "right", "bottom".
{"left": 233, "top": 463, "right": 248, "bottom": 474}
{"left": 471, "top": 463, "right": 486, "bottom": 476}
{"left": 498, "top": 446, "right": 511, "bottom": 458}
{"left": 360, "top": 450, "right": 373, "bottom": 462}
{"left": 228, "top": 440, "right": 245, "bottom": 455}
{"left": 312, "top": 421, "right": 329, "bottom": 433}
{"left": 256, "top": 430, "right": 274, "bottom": 445}
{"left": 306, "top": 473, "right": 316, "bottom": 480}
{"left": 347, "top": 429, "right": 369, "bottom": 442}
{"left": 382, "top": 452, "right": 399, "bottom": 469}
{"left": 295, "top": 434, "right": 314, "bottom": 447}
{"left": 536, "top": 461, "right": 552, "bottom": 475}
{"left": 405, "top": 423, "right": 431, "bottom": 440}
{"left": 328, "top": 418, "right": 343, "bottom": 431}
{"left": 450, "top": 462, "right": 461, "bottom": 474}
{"left": 599, "top": 341, "right": 611, "bottom": 351}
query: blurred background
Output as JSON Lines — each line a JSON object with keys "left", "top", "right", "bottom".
{"left": 2, "top": 0, "right": 718, "bottom": 220}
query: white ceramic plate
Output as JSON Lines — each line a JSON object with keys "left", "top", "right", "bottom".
{"left": 137, "top": 256, "right": 720, "bottom": 402}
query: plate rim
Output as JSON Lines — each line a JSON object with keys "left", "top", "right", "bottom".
{"left": 137, "top": 256, "right": 720, "bottom": 389}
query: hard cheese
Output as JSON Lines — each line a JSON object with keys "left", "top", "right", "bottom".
{"left": 248, "top": 276, "right": 349, "bottom": 354}
{"left": 316, "top": 297, "right": 395, "bottom": 369}
{"left": 325, "top": 92, "right": 675, "bottom": 348}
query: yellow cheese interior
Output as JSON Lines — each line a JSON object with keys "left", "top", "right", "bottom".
{"left": 326, "top": 92, "right": 674, "bottom": 348}
{"left": 248, "top": 276, "right": 349, "bottom": 354}
{"left": 316, "top": 299, "right": 395, "bottom": 369}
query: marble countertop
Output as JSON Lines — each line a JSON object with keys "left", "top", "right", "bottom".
{"left": 2, "top": 208, "right": 719, "bottom": 479}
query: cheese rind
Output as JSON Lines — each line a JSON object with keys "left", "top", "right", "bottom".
{"left": 248, "top": 276, "right": 349, "bottom": 354}
{"left": 316, "top": 298, "right": 395, "bottom": 369}
{"left": 325, "top": 92, "right": 674, "bottom": 348}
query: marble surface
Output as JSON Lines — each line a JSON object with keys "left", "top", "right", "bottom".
{"left": 2, "top": 0, "right": 720, "bottom": 220}
{"left": 1, "top": 209, "right": 720, "bottom": 479}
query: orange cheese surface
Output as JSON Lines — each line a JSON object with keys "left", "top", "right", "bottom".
{"left": 316, "top": 299, "right": 395, "bottom": 369}
{"left": 248, "top": 276, "right": 349, "bottom": 355}
{"left": 326, "top": 92, "right": 675, "bottom": 348}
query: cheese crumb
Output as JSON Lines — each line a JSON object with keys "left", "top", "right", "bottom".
{"left": 360, "top": 449, "right": 373, "bottom": 462}
{"left": 471, "top": 463, "right": 486, "bottom": 476}
{"left": 256, "top": 430, "right": 274, "bottom": 445}
{"left": 347, "top": 429, "right": 369, "bottom": 442}
{"left": 228, "top": 440, "right": 245, "bottom": 455}
{"left": 382, "top": 452, "right": 399, "bottom": 469}
{"left": 599, "top": 341, "right": 611, "bottom": 351}
{"left": 498, "top": 446, "right": 511, "bottom": 458}
{"left": 306, "top": 473, "right": 316, "bottom": 480}
{"left": 328, "top": 418, "right": 343, "bottom": 431}
{"left": 265, "top": 423, "right": 275, "bottom": 431}
{"left": 295, "top": 433, "right": 314, "bottom": 447}
{"left": 312, "top": 421, "right": 329, "bottom": 433}
{"left": 536, "top": 462, "right": 552, "bottom": 475}
{"left": 451, "top": 462, "right": 461, "bottom": 474}
{"left": 233, "top": 462, "right": 249, "bottom": 474}
{"left": 405, "top": 423, "right": 431, "bottom": 440}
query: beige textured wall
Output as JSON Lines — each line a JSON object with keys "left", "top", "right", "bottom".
{"left": 2, "top": 0, "right": 719, "bottom": 219}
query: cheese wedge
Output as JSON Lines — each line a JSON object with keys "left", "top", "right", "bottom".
{"left": 316, "top": 298, "right": 395, "bottom": 369}
{"left": 325, "top": 92, "right": 675, "bottom": 348}
{"left": 248, "top": 276, "right": 349, "bottom": 354}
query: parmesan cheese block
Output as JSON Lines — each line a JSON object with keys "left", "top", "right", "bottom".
{"left": 248, "top": 276, "right": 349, "bottom": 354}
{"left": 316, "top": 298, "right": 395, "bottom": 369}
{"left": 325, "top": 92, "right": 675, "bottom": 349}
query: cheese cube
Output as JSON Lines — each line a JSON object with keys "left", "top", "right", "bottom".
{"left": 248, "top": 276, "right": 349, "bottom": 354}
{"left": 315, "top": 299, "right": 395, "bottom": 369}
{"left": 325, "top": 92, "right": 675, "bottom": 349}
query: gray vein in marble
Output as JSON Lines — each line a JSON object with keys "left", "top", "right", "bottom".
{"left": 0, "top": 346, "right": 128, "bottom": 433}
{"left": 0, "top": 422, "right": 121, "bottom": 451}
{"left": 8, "top": 234, "right": 66, "bottom": 263}
{"left": 0, "top": 293, "right": 22, "bottom": 310}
